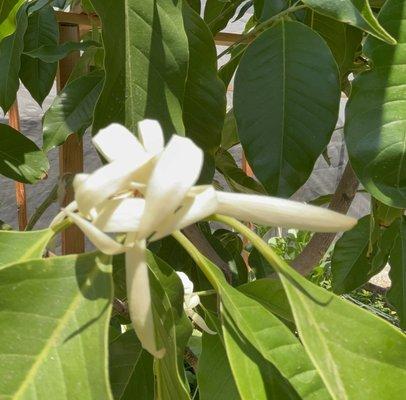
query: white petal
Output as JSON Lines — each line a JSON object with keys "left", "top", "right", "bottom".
{"left": 186, "top": 309, "right": 216, "bottom": 335}
{"left": 92, "top": 123, "right": 146, "bottom": 162}
{"left": 49, "top": 200, "right": 78, "bottom": 228}
{"left": 185, "top": 293, "right": 200, "bottom": 309}
{"left": 93, "top": 198, "right": 145, "bottom": 232}
{"left": 215, "top": 192, "right": 357, "bottom": 233}
{"left": 151, "top": 186, "right": 218, "bottom": 241}
{"left": 126, "top": 241, "right": 165, "bottom": 358}
{"left": 137, "top": 119, "right": 164, "bottom": 155}
{"left": 64, "top": 210, "right": 125, "bottom": 255}
{"left": 137, "top": 136, "right": 203, "bottom": 239}
{"left": 75, "top": 158, "right": 149, "bottom": 217}
{"left": 176, "top": 271, "right": 194, "bottom": 295}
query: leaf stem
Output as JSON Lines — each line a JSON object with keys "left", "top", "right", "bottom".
{"left": 217, "top": 3, "right": 307, "bottom": 59}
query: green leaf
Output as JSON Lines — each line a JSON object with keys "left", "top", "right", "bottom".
{"left": 187, "top": 251, "right": 330, "bottom": 400}
{"left": 90, "top": 0, "right": 189, "bottom": 138}
{"left": 248, "top": 246, "right": 274, "bottom": 278}
{"left": 19, "top": 5, "right": 58, "bottom": 105}
{"left": 0, "top": 252, "right": 113, "bottom": 399}
{"left": 204, "top": 0, "right": 244, "bottom": 34}
{"left": 218, "top": 44, "right": 245, "bottom": 88}
{"left": 215, "top": 148, "right": 266, "bottom": 194}
{"left": 234, "top": 20, "right": 340, "bottom": 196}
{"left": 0, "top": 228, "right": 54, "bottom": 268}
{"left": 43, "top": 70, "right": 104, "bottom": 151}
{"left": 345, "top": 0, "right": 406, "bottom": 208}
{"left": 301, "top": 0, "right": 395, "bottom": 44}
{"left": 0, "top": 0, "right": 25, "bottom": 42}
{"left": 197, "top": 315, "right": 241, "bottom": 400}
{"left": 238, "top": 278, "right": 293, "bottom": 323}
{"left": 0, "top": 123, "right": 49, "bottom": 183}
{"left": 109, "top": 330, "right": 154, "bottom": 400}
{"left": 146, "top": 251, "right": 192, "bottom": 400}
{"left": 331, "top": 215, "right": 393, "bottom": 293}
{"left": 254, "top": 0, "right": 287, "bottom": 22}
{"left": 0, "top": 5, "right": 27, "bottom": 113}
{"left": 220, "top": 109, "right": 239, "bottom": 149}
{"left": 23, "top": 40, "right": 100, "bottom": 63}
{"left": 182, "top": 3, "right": 226, "bottom": 155}
{"left": 306, "top": 11, "right": 362, "bottom": 81}
{"left": 387, "top": 217, "right": 406, "bottom": 329}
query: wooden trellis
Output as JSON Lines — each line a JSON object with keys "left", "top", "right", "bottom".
{"left": 8, "top": 10, "right": 246, "bottom": 254}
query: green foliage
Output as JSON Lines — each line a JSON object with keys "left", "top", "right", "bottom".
{"left": 0, "top": 0, "right": 25, "bottom": 42}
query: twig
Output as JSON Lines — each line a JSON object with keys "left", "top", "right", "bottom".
{"left": 291, "top": 163, "right": 359, "bottom": 275}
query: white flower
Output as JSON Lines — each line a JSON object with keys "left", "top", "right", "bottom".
{"left": 52, "top": 120, "right": 357, "bottom": 358}
{"left": 176, "top": 272, "right": 216, "bottom": 335}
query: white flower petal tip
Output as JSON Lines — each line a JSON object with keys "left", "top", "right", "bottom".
{"left": 137, "top": 119, "right": 164, "bottom": 155}
{"left": 63, "top": 210, "right": 125, "bottom": 255}
{"left": 92, "top": 123, "right": 146, "bottom": 162}
{"left": 187, "top": 310, "right": 216, "bottom": 335}
{"left": 215, "top": 192, "right": 358, "bottom": 233}
{"left": 176, "top": 271, "right": 194, "bottom": 294}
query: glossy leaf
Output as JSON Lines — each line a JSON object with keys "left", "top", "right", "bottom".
{"left": 0, "top": 252, "right": 113, "bottom": 399}
{"left": 387, "top": 217, "right": 406, "bottom": 329}
{"left": 90, "top": 0, "right": 189, "bottom": 138}
{"left": 109, "top": 330, "right": 154, "bottom": 400}
{"left": 0, "top": 124, "right": 49, "bottom": 183}
{"left": 204, "top": 0, "right": 244, "bottom": 34}
{"left": 301, "top": 0, "right": 395, "bottom": 44}
{"left": 0, "top": 0, "right": 25, "bottom": 42}
{"left": 307, "top": 11, "right": 362, "bottom": 81}
{"left": 197, "top": 316, "right": 240, "bottom": 400}
{"left": 19, "top": 5, "right": 58, "bottom": 105}
{"left": 234, "top": 21, "right": 340, "bottom": 196}
{"left": 0, "top": 5, "right": 27, "bottom": 113}
{"left": 146, "top": 251, "right": 192, "bottom": 400}
{"left": 43, "top": 70, "right": 104, "bottom": 151}
{"left": 345, "top": 0, "right": 406, "bottom": 208}
{"left": 182, "top": 3, "right": 226, "bottom": 155}
{"left": 254, "top": 0, "right": 286, "bottom": 22}
{"left": 0, "top": 228, "right": 54, "bottom": 268}
{"left": 24, "top": 40, "right": 100, "bottom": 63}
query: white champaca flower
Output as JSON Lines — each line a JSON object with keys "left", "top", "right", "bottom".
{"left": 176, "top": 272, "right": 216, "bottom": 335}
{"left": 52, "top": 120, "right": 357, "bottom": 358}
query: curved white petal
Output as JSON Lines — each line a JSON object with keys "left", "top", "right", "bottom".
{"left": 126, "top": 240, "right": 165, "bottom": 358}
{"left": 151, "top": 186, "right": 218, "bottom": 241}
{"left": 137, "top": 135, "right": 204, "bottom": 239}
{"left": 215, "top": 192, "right": 357, "bottom": 232}
{"left": 176, "top": 271, "right": 194, "bottom": 295}
{"left": 93, "top": 198, "right": 145, "bottom": 232}
{"left": 185, "top": 293, "right": 200, "bottom": 309}
{"left": 92, "top": 123, "right": 146, "bottom": 162}
{"left": 64, "top": 210, "right": 125, "bottom": 255}
{"left": 49, "top": 200, "right": 78, "bottom": 228}
{"left": 137, "top": 119, "right": 164, "bottom": 155}
{"left": 186, "top": 309, "right": 216, "bottom": 335}
{"left": 75, "top": 158, "right": 149, "bottom": 218}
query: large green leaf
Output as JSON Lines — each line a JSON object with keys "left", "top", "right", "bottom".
{"left": 0, "top": 5, "right": 27, "bottom": 113}
{"left": 301, "top": 0, "right": 395, "bottom": 44}
{"left": 0, "top": 123, "right": 49, "bottom": 183}
{"left": 233, "top": 219, "right": 406, "bottom": 400}
{"left": 345, "top": 0, "right": 406, "bottom": 208}
{"left": 19, "top": 5, "right": 58, "bottom": 106}
{"left": 306, "top": 11, "right": 362, "bottom": 81}
{"left": 109, "top": 330, "right": 154, "bottom": 400}
{"left": 0, "top": 252, "right": 113, "bottom": 399}
{"left": 197, "top": 316, "right": 241, "bottom": 400}
{"left": 146, "top": 251, "right": 192, "bottom": 400}
{"left": 0, "top": 0, "right": 25, "bottom": 42}
{"left": 331, "top": 215, "right": 393, "bottom": 293}
{"left": 43, "top": 70, "right": 104, "bottom": 151}
{"left": 90, "top": 0, "right": 189, "bottom": 138}
{"left": 182, "top": 3, "right": 226, "bottom": 155}
{"left": 187, "top": 251, "right": 330, "bottom": 400}
{"left": 0, "top": 228, "right": 54, "bottom": 267}
{"left": 254, "top": 0, "right": 287, "bottom": 22}
{"left": 387, "top": 217, "right": 406, "bottom": 329}
{"left": 234, "top": 20, "right": 340, "bottom": 196}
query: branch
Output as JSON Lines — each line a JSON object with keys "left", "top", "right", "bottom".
{"left": 291, "top": 163, "right": 359, "bottom": 275}
{"left": 182, "top": 224, "right": 233, "bottom": 283}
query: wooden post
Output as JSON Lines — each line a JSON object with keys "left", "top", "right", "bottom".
{"left": 9, "top": 101, "right": 28, "bottom": 230}
{"left": 58, "top": 23, "right": 85, "bottom": 254}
